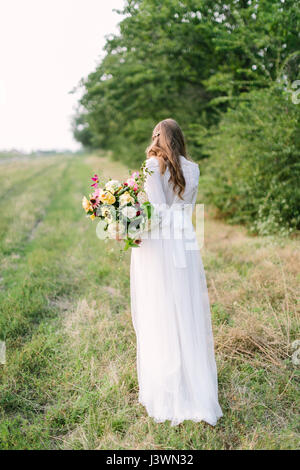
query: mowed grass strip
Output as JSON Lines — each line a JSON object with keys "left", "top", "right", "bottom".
{"left": 0, "top": 157, "right": 67, "bottom": 255}
{"left": 0, "top": 156, "right": 61, "bottom": 203}
{"left": 0, "top": 154, "right": 94, "bottom": 447}
{"left": 0, "top": 152, "right": 299, "bottom": 450}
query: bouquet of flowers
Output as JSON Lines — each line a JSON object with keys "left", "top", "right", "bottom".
{"left": 82, "top": 162, "right": 154, "bottom": 250}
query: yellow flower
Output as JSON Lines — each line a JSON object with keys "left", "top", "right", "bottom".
{"left": 120, "top": 191, "right": 134, "bottom": 206}
{"left": 99, "top": 190, "right": 116, "bottom": 205}
{"left": 90, "top": 213, "right": 96, "bottom": 220}
{"left": 82, "top": 196, "right": 93, "bottom": 213}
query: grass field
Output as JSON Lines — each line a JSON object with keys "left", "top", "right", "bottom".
{"left": 0, "top": 152, "right": 299, "bottom": 450}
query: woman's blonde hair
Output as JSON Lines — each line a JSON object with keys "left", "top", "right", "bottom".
{"left": 146, "top": 118, "right": 187, "bottom": 199}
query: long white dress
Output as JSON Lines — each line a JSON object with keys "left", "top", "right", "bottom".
{"left": 130, "top": 155, "right": 223, "bottom": 426}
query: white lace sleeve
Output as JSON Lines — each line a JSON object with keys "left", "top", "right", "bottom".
{"left": 191, "top": 164, "right": 200, "bottom": 207}
{"left": 144, "top": 157, "right": 167, "bottom": 205}
{"left": 142, "top": 157, "right": 173, "bottom": 238}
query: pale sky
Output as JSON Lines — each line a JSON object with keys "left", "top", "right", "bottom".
{"left": 0, "top": 0, "right": 124, "bottom": 152}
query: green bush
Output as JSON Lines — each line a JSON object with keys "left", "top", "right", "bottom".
{"left": 202, "top": 86, "right": 300, "bottom": 235}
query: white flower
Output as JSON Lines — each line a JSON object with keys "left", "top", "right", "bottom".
{"left": 119, "top": 191, "right": 134, "bottom": 206}
{"left": 127, "top": 225, "right": 142, "bottom": 238}
{"left": 137, "top": 191, "right": 148, "bottom": 204}
{"left": 122, "top": 206, "right": 137, "bottom": 219}
{"left": 107, "top": 221, "right": 125, "bottom": 239}
{"left": 105, "top": 179, "right": 121, "bottom": 194}
{"left": 99, "top": 205, "right": 113, "bottom": 220}
{"left": 126, "top": 177, "right": 136, "bottom": 187}
{"left": 142, "top": 211, "right": 160, "bottom": 232}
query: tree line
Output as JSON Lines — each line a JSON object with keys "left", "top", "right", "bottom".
{"left": 73, "top": 0, "right": 300, "bottom": 234}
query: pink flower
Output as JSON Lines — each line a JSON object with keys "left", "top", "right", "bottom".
{"left": 92, "top": 188, "right": 102, "bottom": 198}
{"left": 91, "top": 182, "right": 98, "bottom": 188}
{"left": 91, "top": 174, "right": 99, "bottom": 182}
{"left": 89, "top": 188, "right": 102, "bottom": 207}
{"left": 131, "top": 171, "right": 139, "bottom": 179}
{"left": 133, "top": 184, "right": 138, "bottom": 191}
{"left": 90, "top": 196, "right": 100, "bottom": 207}
{"left": 127, "top": 178, "right": 135, "bottom": 187}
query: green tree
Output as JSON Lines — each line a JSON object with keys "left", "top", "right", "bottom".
{"left": 73, "top": 0, "right": 300, "bottom": 233}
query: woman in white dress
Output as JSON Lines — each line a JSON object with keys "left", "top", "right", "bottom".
{"left": 130, "top": 118, "right": 223, "bottom": 426}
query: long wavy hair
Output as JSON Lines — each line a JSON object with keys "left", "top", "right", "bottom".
{"left": 146, "top": 118, "right": 187, "bottom": 199}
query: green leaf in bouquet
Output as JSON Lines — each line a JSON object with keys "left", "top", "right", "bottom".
{"left": 123, "top": 238, "right": 131, "bottom": 251}
{"left": 124, "top": 237, "right": 140, "bottom": 251}
{"left": 141, "top": 202, "right": 154, "bottom": 219}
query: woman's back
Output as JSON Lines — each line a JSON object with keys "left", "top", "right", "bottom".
{"left": 147, "top": 155, "right": 200, "bottom": 207}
